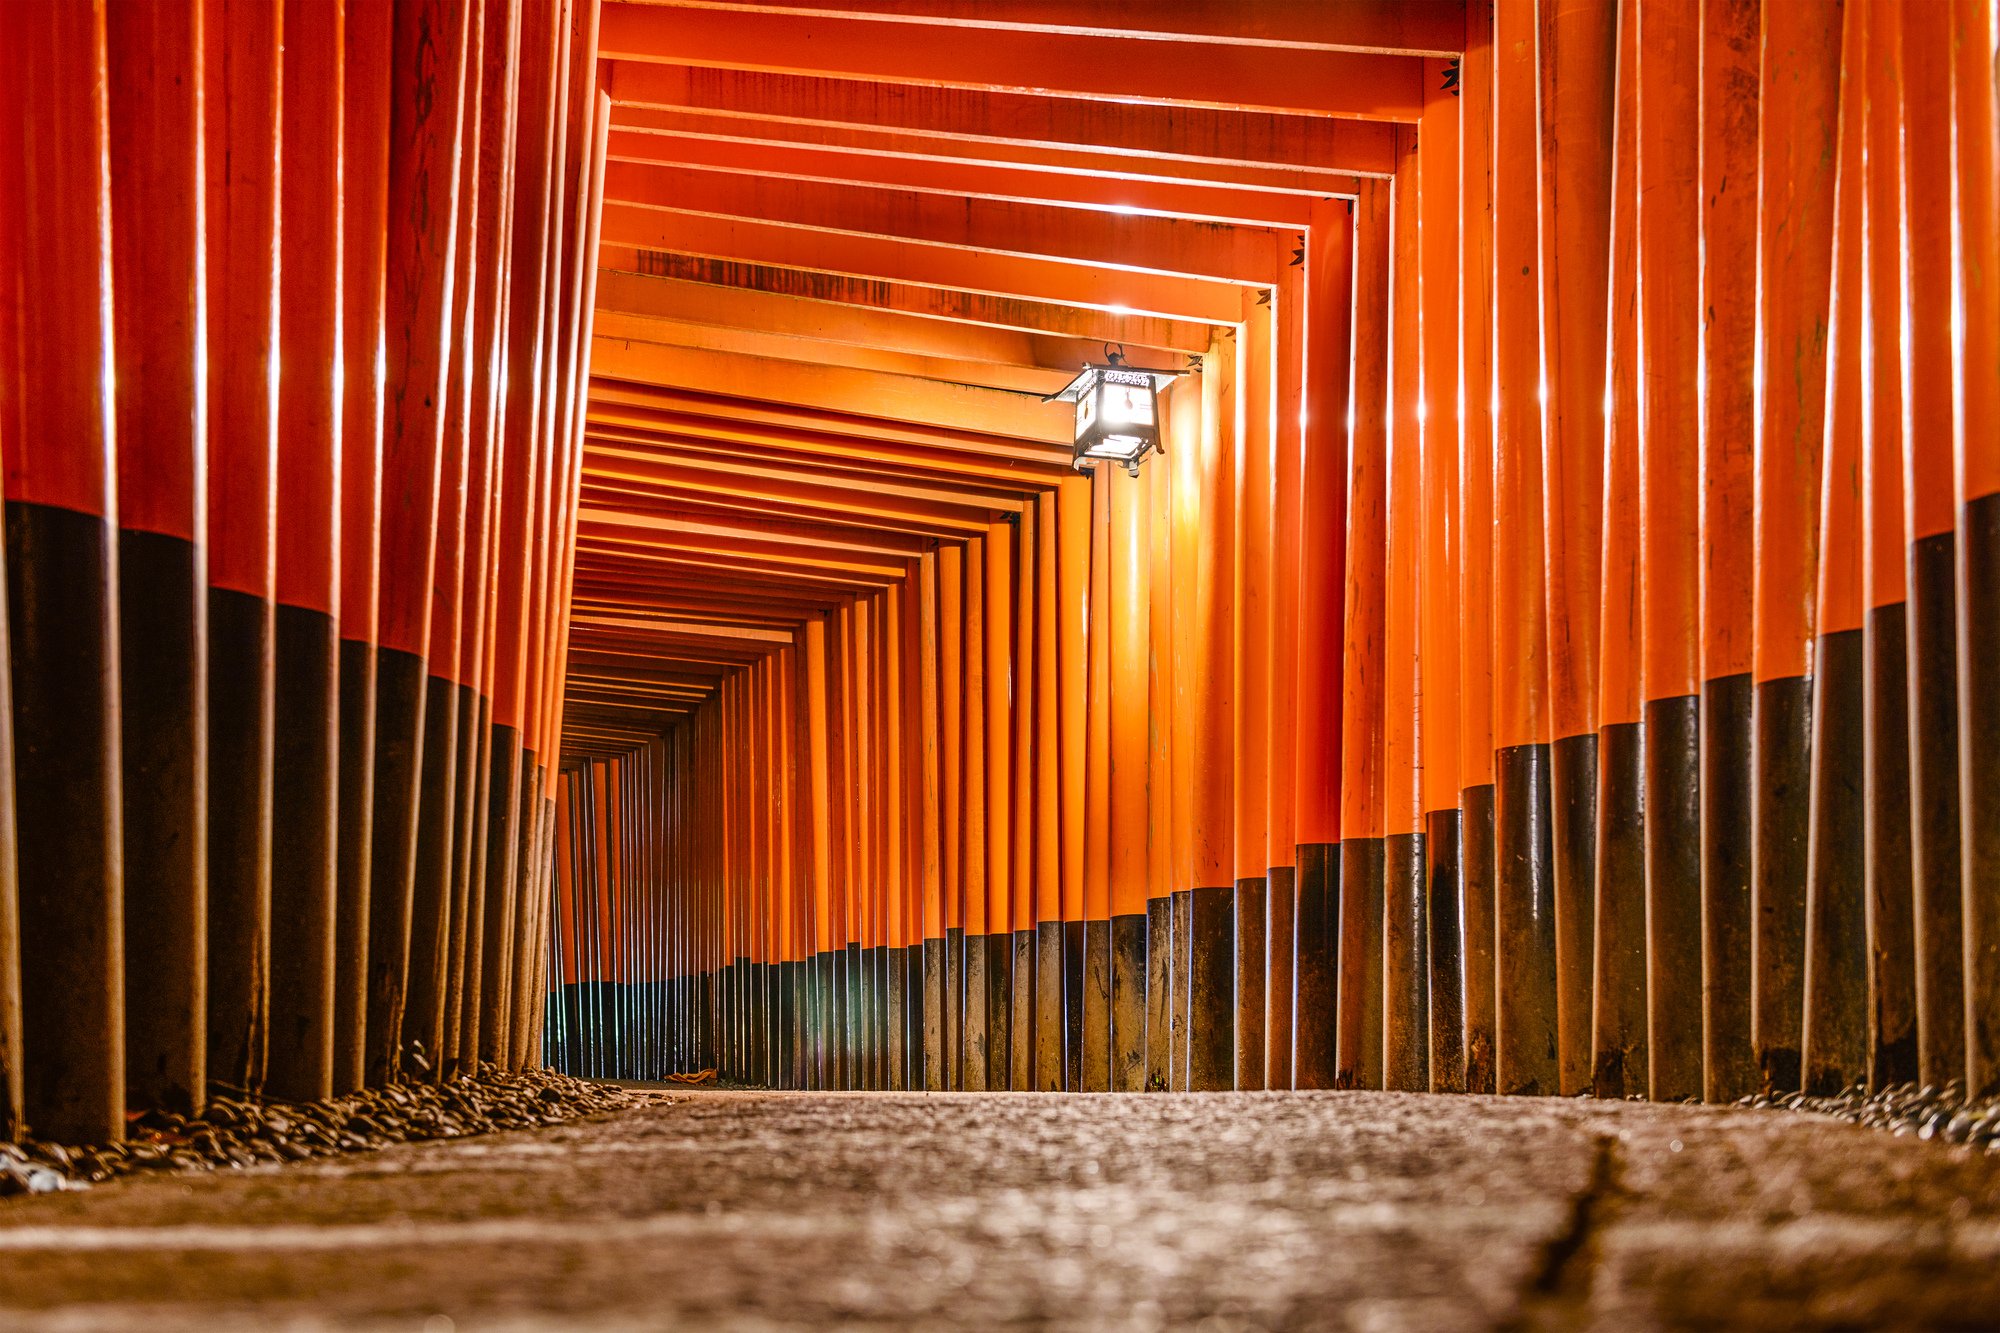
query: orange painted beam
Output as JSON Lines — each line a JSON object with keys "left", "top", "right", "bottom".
{"left": 594, "top": 268, "right": 1163, "bottom": 372}
{"left": 596, "top": 3, "right": 1427, "bottom": 121}
{"left": 585, "top": 447, "right": 1002, "bottom": 536}
{"left": 599, "top": 206, "right": 1246, "bottom": 323}
{"left": 579, "top": 506, "right": 926, "bottom": 561}
{"left": 602, "top": 64, "right": 1398, "bottom": 176}
{"left": 608, "top": 128, "right": 1318, "bottom": 227}
{"left": 606, "top": 161, "right": 1284, "bottom": 286}
{"left": 591, "top": 311, "right": 1075, "bottom": 395}
{"left": 600, "top": 248, "right": 1219, "bottom": 354}
{"left": 590, "top": 338, "right": 1075, "bottom": 443}
{"left": 591, "top": 380, "right": 1076, "bottom": 477}
{"left": 613, "top": 103, "right": 1371, "bottom": 197}
{"left": 677, "top": 1, "right": 1469, "bottom": 56}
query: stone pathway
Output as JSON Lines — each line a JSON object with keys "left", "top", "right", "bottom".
{"left": 0, "top": 1089, "right": 1996, "bottom": 1331}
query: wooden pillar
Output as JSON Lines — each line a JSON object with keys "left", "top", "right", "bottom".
{"left": 1338, "top": 181, "right": 1390, "bottom": 1093}
{"left": 1419, "top": 65, "right": 1464, "bottom": 1095}
{"left": 1382, "top": 127, "right": 1426, "bottom": 1094}
{"left": 1860, "top": 0, "right": 1918, "bottom": 1093}
{"left": 1458, "top": 0, "right": 1500, "bottom": 1098}
{"left": 1494, "top": 0, "right": 1558, "bottom": 1097}
{"left": 1083, "top": 482, "right": 1112, "bottom": 1092}
{"left": 203, "top": 0, "right": 282, "bottom": 1097}
{"left": 1236, "top": 285, "right": 1274, "bottom": 1093}
{"left": 1057, "top": 475, "right": 1091, "bottom": 1086}
{"left": 367, "top": 0, "right": 470, "bottom": 1088}
{"left": 939, "top": 543, "right": 964, "bottom": 1087}
{"left": 1594, "top": 0, "right": 1650, "bottom": 1101}
{"left": 1896, "top": 0, "right": 1965, "bottom": 1094}
{"left": 1147, "top": 408, "right": 1179, "bottom": 1094}
{"left": 1803, "top": 0, "right": 1870, "bottom": 1098}
{"left": 1109, "top": 464, "right": 1150, "bottom": 1092}
{"left": 1268, "top": 249, "right": 1304, "bottom": 1092}
{"left": 962, "top": 540, "right": 988, "bottom": 1088}
{"left": 919, "top": 550, "right": 945, "bottom": 1089}
{"left": 107, "top": 0, "right": 207, "bottom": 1120}
{"left": 1752, "top": 0, "right": 1841, "bottom": 1099}
{"left": 984, "top": 519, "right": 1013, "bottom": 1089}
{"left": 1539, "top": 0, "right": 1616, "bottom": 1100}
{"left": 268, "top": 0, "right": 345, "bottom": 1104}
{"left": 1190, "top": 331, "right": 1237, "bottom": 1092}
{"left": 1035, "top": 491, "right": 1064, "bottom": 1090}
{"left": 1, "top": 0, "right": 121, "bottom": 1146}
{"left": 1010, "top": 509, "right": 1037, "bottom": 1089}
{"left": 1696, "top": 0, "right": 1760, "bottom": 1104}
{"left": 1168, "top": 382, "right": 1202, "bottom": 1090}
{"left": 1954, "top": 0, "right": 2000, "bottom": 1100}
{"left": 1294, "top": 199, "right": 1352, "bottom": 1092}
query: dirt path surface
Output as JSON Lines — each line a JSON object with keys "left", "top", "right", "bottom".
{"left": 1, "top": 1089, "right": 1998, "bottom": 1331}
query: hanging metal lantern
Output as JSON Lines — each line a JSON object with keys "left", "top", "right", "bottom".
{"left": 1045, "top": 351, "right": 1188, "bottom": 476}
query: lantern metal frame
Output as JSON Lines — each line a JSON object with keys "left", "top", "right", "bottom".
{"left": 1044, "top": 353, "right": 1189, "bottom": 476}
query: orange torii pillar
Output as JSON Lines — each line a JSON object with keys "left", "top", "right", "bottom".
{"left": 205, "top": 0, "right": 282, "bottom": 1100}
{"left": 984, "top": 519, "right": 1014, "bottom": 1090}
{"left": 1457, "top": 0, "right": 1499, "bottom": 1098}
{"left": 1168, "top": 376, "right": 1202, "bottom": 1091}
{"left": 1337, "top": 179, "right": 1390, "bottom": 1093}
{"left": 1295, "top": 198, "right": 1353, "bottom": 1091}
{"left": 1897, "top": 0, "right": 1965, "bottom": 1094}
{"left": 1085, "top": 461, "right": 1112, "bottom": 1091}
{"left": 1146, "top": 399, "right": 1181, "bottom": 1093}
{"left": 406, "top": 0, "right": 489, "bottom": 1083}
{"left": 446, "top": 4, "right": 524, "bottom": 1081}
{"left": 1593, "top": 0, "right": 1648, "bottom": 1100}
{"left": 1189, "top": 331, "right": 1237, "bottom": 1091}
{"left": 1009, "top": 509, "right": 1037, "bottom": 1089}
{"left": 1538, "top": 1, "right": 1615, "bottom": 1101}
{"left": 106, "top": 0, "right": 205, "bottom": 1121}
{"left": 1108, "top": 464, "right": 1150, "bottom": 1092}
{"left": 1382, "top": 125, "right": 1425, "bottom": 1094}
{"left": 1057, "top": 476, "right": 1090, "bottom": 1087}
{"left": 1236, "top": 285, "right": 1275, "bottom": 1093}
{"left": 1417, "top": 67, "right": 1464, "bottom": 1095}
{"left": 1751, "top": 0, "right": 1840, "bottom": 1097}
{"left": 1268, "top": 248, "right": 1304, "bottom": 1092}
{"left": 961, "top": 541, "right": 991, "bottom": 1088}
{"left": 1778, "top": 10, "right": 1852, "bottom": 1095}
{"left": 269, "top": 0, "right": 345, "bottom": 1105}
{"left": 1860, "top": 0, "right": 1918, "bottom": 1094}
{"left": 367, "top": 0, "right": 470, "bottom": 1088}
{"left": 1956, "top": 0, "right": 2000, "bottom": 1101}
{"left": 918, "top": 549, "right": 946, "bottom": 1089}
{"left": 351, "top": 0, "right": 409, "bottom": 1086}
{"left": 1698, "top": 0, "right": 1759, "bottom": 1105}
{"left": 1, "top": 1, "right": 120, "bottom": 1146}
{"left": 1492, "top": 0, "right": 1557, "bottom": 1097}
{"left": 939, "top": 543, "right": 965, "bottom": 1088}
{"left": 1636, "top": 0, "right": 1704, "bottom": 1104}
{"left": 1035, "top": 492, "right": 1064, "bottom": 1090}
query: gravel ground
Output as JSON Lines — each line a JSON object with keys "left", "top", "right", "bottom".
{"left": 0, "top": 1089, "right": 1997, "bottom": 1332}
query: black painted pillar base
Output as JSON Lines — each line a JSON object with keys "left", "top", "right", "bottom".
{"left": 1188, "top": 885, "right": 1235, "bottom": 1091}
{"left": 1111, "top": 912, "right": 1146, "bottom": 1092}
{"left": 1035, "top": 920, "right": 1064, "bottom": 1090}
